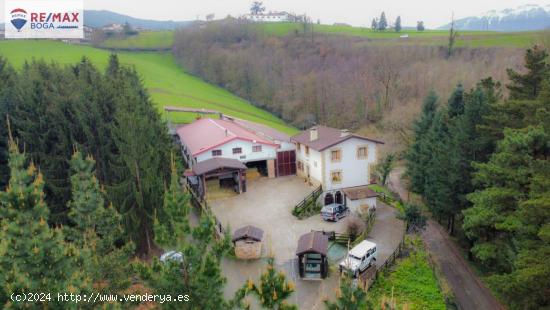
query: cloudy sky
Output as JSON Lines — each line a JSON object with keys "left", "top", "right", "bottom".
{"left": 2, "top": 0, "right": 549, "bottom": 28}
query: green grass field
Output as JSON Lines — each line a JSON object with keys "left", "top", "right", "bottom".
{"left": 368, "top": 236, "right": 447, "bottom": 309}
{"left": 257, "top": 22, "right": 542, "bottom": 48}
{"left": 101, "top": 31, "right": 174, "bottom": 49}
{"left": 0, "top": 40, "right": 296, "bottom": 134}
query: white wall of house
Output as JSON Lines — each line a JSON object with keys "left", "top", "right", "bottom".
{"left": 323, "top": 138, "right": 378, "bottom": 191}
{"left": 346, "top": 197, "right": 377, "bottom": 214}
{"left": 295, "top": 143, "right": 323, "bottom": 187}
{"left": 194, "top": 139, "right": 277, "bottom": 163}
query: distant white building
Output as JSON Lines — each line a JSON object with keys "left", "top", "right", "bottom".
{"left": 243, "top": 11, "right": 294, "bottom": 22}
{"left": 291, "top": 126, "right": 383, "bottom": 206}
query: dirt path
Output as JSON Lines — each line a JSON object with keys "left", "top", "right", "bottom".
{"left": 388, "top": 167, "right": 505, "bottom": 310}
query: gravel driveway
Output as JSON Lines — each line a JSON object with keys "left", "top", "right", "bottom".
{"left": 211, "top": 176, "right": 405, "bottom": 309}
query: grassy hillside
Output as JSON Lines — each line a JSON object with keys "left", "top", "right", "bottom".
{"left": 101, "top": 31, "right": 174, "bottom": 49}
{"left": 0, "top": 40, "right": 296, "bottom": 134}
{"left": 257, "top": 22, "right": 541, "bottom": 48}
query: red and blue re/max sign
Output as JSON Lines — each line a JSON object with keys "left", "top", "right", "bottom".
{"left": 30, "top": 12, "right": 79, "bottom": 23}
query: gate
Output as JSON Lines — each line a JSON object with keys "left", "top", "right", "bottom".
{"left": 276, "top": 150, "right": 296, "bottom": 176}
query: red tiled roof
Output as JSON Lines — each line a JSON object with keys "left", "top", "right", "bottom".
{"left": 291, "top": 125, "right": 384, "bottom": 151}
{"left": 176, "top": 118, "right": 278, "bottom": 156}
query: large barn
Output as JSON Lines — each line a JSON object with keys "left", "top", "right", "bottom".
{"left": 177, "top": 117, "right": 296, "bottom": 198}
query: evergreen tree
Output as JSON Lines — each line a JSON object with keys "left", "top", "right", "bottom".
{"left": 139, "top": 158, "right": 229, "bottom": 309}
{"left": 416, "top": 21, "right": 425, "bottom": 31}
{"left": 67, "top": 151, "right": 133, "bottom": 294}
{"left": 405, "top": 91, "right": 438, "bottom": 195}
{"left": 325, "top": 273, "right": 369, "bottom": 310}
{"left": 378, "top": 12, "right": 388, "bottom": 31}
{"left": 447, "top": 83, "right": 465, "bottom": 117}
{"left": 376, "top": 153, "right": 396, "bottom": 185}
{"left": 0, "top": 134, "right": 87, "bottom": 308}
{"left": 0, "top": 57, "right": 19, "bottom": 189}
{"left": 394, "top": 16, "right": 402, "bottom": 32}
{"left": 234, "top": 257, "right": 297, "bottom": 310}
{"left": 463, "top": 126, "right": 549, "bottom": 272}
{"left": 371, "top": 18, "right": 378, "bottom": 31}
{"left": 506, "top": 45, "right": 549, "bottom": 100}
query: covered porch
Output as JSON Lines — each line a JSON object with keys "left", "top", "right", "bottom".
{"left": 185, "top": 158, "right": 247, "bottom": 200}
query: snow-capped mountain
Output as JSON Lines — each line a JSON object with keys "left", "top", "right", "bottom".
{"left": 439, "top": 4, "right": 550, "bottom": 32}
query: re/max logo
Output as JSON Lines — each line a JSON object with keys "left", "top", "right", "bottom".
{"left": 30, "top": 12, "right": 79, "bottom": 23}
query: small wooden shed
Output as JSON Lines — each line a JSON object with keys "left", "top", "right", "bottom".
{"left": 232, "top": 225, "right": 264, "bottom": 259}
{"left": 296, "top": 231, "right": 329, "bottom": 280}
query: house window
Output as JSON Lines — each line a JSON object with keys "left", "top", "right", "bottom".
{"left": 305, "top": 146, "right": 310, "bottom": 156}
{"left": 212, "top": 149, "right": 222, "bottom": 156}
{"left": 297, "top": 161, "right": 303, "bottom": 171}
{"left": 252, "top": 145, "right": 262, "bottom": 152}
{"left": 232, "top": 147, "right": 242, "bottom": 154}
{"left": 331, "top": 149, "right": 342, "bottom": 162}
{"left": 357, "top": 146, "right": 368, "bottom": 159}
{"left": 297, "top": 143, "right": 301, "bottom": 152}
{"left": 330, "top": 170, "right": 342, "bottom": 184}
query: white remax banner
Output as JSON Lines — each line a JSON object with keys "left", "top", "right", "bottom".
{"left": 5, "top": 0, "right": 83, "bottom": 39}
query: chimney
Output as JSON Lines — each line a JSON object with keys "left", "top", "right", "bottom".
{"left": 340, "top": 129, "right": 350, "bottom": 137}
{"left": 310, "top": 127, "right": 318, "bottom": 141}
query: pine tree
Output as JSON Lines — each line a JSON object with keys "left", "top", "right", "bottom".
{"left": 371, "top": 18, "right": 378, "bottom": 31}
{"left": 235, "top": 256, "right": 297, "bottom": 310}
{"left": 405, "top": 91, "right": 438, "bottom": 195}
{"left": 506, "top": 45, "right": 549, "bottom": 100}
{"left": 325, "top": 273, "right": 369, "bottom": 310}
{"left": 67, "top": 151, "right": 133, "bottom": 294}
{"left": 378, "top": 12, "right": 388, "bottom": 31}
{"left": 417, "top": 21, "right": 425, "bottom": 31}
{"left": 394, "top": 16, "right": 402, "bottom": 32}
{"left": 447, "top": 83, "right": 465, "bottom": 117}
{"left": 0, "top": 133, "right": 87, "bottom": 308}
{"left": 139, "top": 157, "right": 229, "bottom": 309}
{"left": 0, "top": 57, "right": 19, "bottom": 189}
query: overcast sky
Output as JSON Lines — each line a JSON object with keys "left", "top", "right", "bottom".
{"left": 2, "top": 0, "right": 549, "bottom": 28}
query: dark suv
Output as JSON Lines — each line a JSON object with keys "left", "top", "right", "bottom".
{"left": 321, "top": 203, "right": 349, "bottom": 222}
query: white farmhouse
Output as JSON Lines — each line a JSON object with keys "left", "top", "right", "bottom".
{"left": 243, "top": 11, "right": 294, "bottom": 22}
{"left": 291, "top": 126, "right": 383, "bottom": 207}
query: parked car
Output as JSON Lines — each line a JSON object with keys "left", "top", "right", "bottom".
{"left": 321, "top": 203, "right": 349, "bottom": 221}
{"left": 339, "top": 240, "right": 377, "bottom": 277}
{"left": 160, "top": 251, "right": 183, "bottom": 263}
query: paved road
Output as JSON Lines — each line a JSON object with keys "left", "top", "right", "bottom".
{"left": 389, "top": 167, "right": 505, "bottom": 310}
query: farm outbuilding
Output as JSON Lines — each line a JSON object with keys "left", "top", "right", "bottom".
{"left": 296, "top": 231, "right": 329, "bottom": 280}
{"left": 232, "top": 225, "right": 264, "bottom": 259}
{"left": 343, "top": 185, "right": 378, "bottom": 214}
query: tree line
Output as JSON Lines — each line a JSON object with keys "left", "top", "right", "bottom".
{"left": 0, "top": 55, "right": 172, "bottom": 254}
{"left": 172, "top": 20, "right": 520, "bottom": 139}
{"left": 405, "top": 45, "right": 550, "bottom": 309}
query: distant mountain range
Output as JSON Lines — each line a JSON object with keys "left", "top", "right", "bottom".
{"left": 439, "top": 4, "right": 550, "bottom": 32}
{"left": 84, "top": 10, "right": 193, "bottom": 30}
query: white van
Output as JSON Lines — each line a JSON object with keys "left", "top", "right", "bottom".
{"left": 339, "top": 240, "right": 377, "bottom": 277}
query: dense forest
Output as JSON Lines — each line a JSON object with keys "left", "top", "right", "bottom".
{"left": 0, "top": 55, "right": 172, "bottom": 254}
{"left": 405, "top": 46, "right": 550, "bottom": 309}
{"left": 173, "top": 20, "right": 522, "bottom": 137}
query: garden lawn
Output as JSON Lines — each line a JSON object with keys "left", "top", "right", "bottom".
{"left": 101, "top": 31, "right": 174, "bottom": 49}
{"left": 0, "top": 40, "right": 296, "bottom": 134}
{"left": 368, "top": 236, "right": 446, "bottom": 310}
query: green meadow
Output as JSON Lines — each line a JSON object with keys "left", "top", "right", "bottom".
{"left": 257, "top": 22, "right": 542, "bottom": 48}
{"left": 101, "top": 30, "right": 175, "bottom": 49}
{"left": 0, "top": 40, "right": 297, "bottom": 134}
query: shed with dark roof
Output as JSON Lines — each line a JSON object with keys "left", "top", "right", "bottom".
{"left": 343, "top": 185, "right": 378, "bottom": 214}
{"left": 296, "top": 231, "right": 329, "bottom": 279}
{"left": 233, "top": 225, "right": 264, "bottom": 259}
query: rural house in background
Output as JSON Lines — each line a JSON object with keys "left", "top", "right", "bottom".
{"left": 291, "top": 126, "right": 383, "bottom": 206}
{"left": 243, "top": 11, "right": 296, "bottom": 22}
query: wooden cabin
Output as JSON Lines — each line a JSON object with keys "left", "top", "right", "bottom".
{"left": 296, "top": 231, "right": 329, "bottom": 279}
{"left": 232, "top": 225, "right": 264, "bottom": 259}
